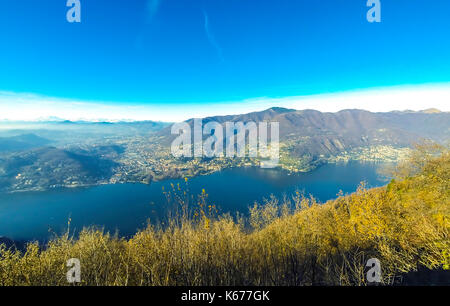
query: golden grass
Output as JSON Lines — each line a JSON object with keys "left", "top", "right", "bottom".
{"left": 0, "top": 145, "right": 448, "bottom": 286}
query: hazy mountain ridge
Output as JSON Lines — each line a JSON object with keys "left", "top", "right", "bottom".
{"left": 0, "top": 134, "right": 51, "bottom": 153}
{"left": 0, "top": 108, "right": 448, "bottom": 192}
{"left": 159, "top": 108, "right": 450, "bottom": 157}
{"left": 199, "top": 107, "right": 448, "bottom": 141}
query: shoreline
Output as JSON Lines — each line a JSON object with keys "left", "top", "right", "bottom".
{"left": 0, "top": 159, "right": 391, "bottom": 195}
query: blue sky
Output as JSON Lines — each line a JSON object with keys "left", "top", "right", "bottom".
{"left": 0, "top": 0, "right": 449, "bottom": 121}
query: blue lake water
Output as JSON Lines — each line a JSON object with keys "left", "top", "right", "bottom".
{"left": 0, "top": 162, "right": 389, "bottom": 241}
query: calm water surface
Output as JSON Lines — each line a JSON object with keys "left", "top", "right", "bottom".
{"left": 0, "top": 162, "right": 389, "bottom": 241}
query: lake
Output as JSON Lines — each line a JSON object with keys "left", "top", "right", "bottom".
{"left": 0, "top": 162, "right": 389, "bottom": 242}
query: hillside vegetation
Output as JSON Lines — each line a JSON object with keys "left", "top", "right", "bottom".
{"left": 0, "top": 145, "right": 448, "bottom": 286}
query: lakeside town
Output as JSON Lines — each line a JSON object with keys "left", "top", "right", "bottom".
{"left": 4, "top": 132, "right": 411, "bottom": 193}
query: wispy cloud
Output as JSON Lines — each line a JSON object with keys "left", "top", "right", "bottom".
{"left": 203, "top": 10, "right": 224, "bottom": 62}
{"left": 147, "top": 0, "right": 162, "bottom": 20}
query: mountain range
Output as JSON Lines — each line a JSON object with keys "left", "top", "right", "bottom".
{"left": 158, "top": 107, "right": 450, "bottom": 158}
{"left": 0, "top": 108, "right": 448, "bottom": 192}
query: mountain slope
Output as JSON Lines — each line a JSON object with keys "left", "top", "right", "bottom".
{"left": 0, "top": 134, "right": 51, "bottom": 153}
{"left": 158, "top": 108, "right": 450, "bottom": 158}
{"left": 0, "top": 146, "right": 119, "bottom": 192}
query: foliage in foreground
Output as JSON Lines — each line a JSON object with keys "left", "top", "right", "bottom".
{"left": 0, "top": 145, "right": 449, "bottom": 286}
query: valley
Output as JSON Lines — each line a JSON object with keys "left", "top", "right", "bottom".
{"left": 0, "top": 108, "right": 448, "bottom": 193}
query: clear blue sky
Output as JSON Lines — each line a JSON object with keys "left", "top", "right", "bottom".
{"left": 0, "top": 0, "right": 449, "bottom": 118}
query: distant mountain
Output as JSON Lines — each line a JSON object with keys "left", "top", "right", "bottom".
{"left": 0, "top": 134, "right": 51, "bottom": 153}
{"left": 158, "top": 108, "right": 450, "bottom": 157}
{"left": 0, "top": 109, "right": 448, "bottom": 192}
{"left": 50, "top": 119, "right": 169, "bottom": 126}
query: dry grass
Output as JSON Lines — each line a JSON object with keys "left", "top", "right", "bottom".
{"left": 0, "top": 146, "right": 448, "bottom": 286}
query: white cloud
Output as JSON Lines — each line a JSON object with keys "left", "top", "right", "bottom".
{"left": 0, "top": 83, "right": 449, "bottom": 123}
{"left": 246, "top": 83, "right": 450, "bottom": 114}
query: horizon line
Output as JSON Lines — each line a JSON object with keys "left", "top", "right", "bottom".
{"left": 0, "top": 83, "right": 449, "bottom": 122}
{"left": 0, "top": 107, "right": 447, "bottom": 124}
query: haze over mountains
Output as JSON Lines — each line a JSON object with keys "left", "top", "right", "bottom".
{"left": 0, "top": 134, "right": 51, "bottom": 153}
{"left": 0, "top": 108, "right": 448, "bottom": 193}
